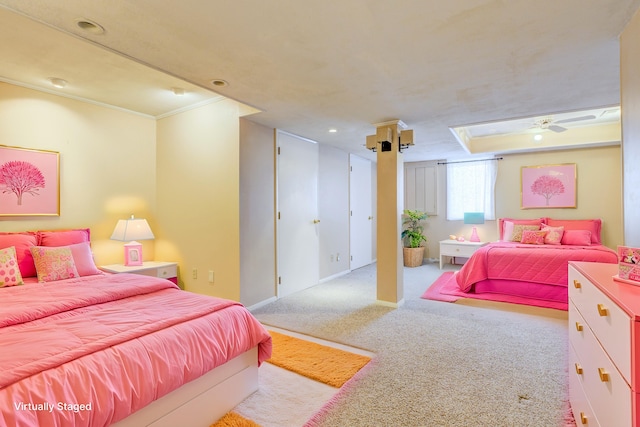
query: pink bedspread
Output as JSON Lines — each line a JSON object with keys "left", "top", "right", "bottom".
{"left": 455, "top": 242, "right": 618, "bottom": 292}
{"left": 0, "top": 273, "right": 272, "bottom": 426}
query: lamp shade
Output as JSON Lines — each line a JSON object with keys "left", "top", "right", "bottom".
{"left": 110, "top": 215, "right": 155, "bottom": 242}
{"left": 463, "top": 212, "right": 485, "bottom": 225}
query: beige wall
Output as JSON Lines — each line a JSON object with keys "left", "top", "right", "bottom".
{"left": 424, "top": 145, "right": 623, "bottom": 254}
{"left": 621, "top": 9, "right": 640, "bottom": 246}
{"left": 0, "top": 82, "right": 157, "bottom": 264}
{"left": 155, "top": 99, "right": 243, "bottom": 300}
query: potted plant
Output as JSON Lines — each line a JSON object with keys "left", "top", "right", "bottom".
{"left": 401, "top": 209, "right": 428, "bottom": 267}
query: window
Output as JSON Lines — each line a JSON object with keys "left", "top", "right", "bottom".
{"left": 446, "top": 159, "right": 497, "bottom": 220}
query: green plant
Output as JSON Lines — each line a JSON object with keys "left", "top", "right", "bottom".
{"left": 401, "top": 209, "right": 428, "bottom": 248}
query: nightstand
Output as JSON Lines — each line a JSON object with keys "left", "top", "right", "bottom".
{"left": 439, "top": 240, "right": 488, "bottom": 269}
{"left": 100, "top": 261, "right": 178, "bottom": 284}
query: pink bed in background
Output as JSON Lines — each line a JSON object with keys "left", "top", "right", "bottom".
{"left": 454, "top": 218, "right": 619, "bottom": 307}
{"left": 0, "top": 229, "right": 272, "bottom": 427}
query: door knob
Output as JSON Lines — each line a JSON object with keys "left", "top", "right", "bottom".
{"left": 313, "top": 219, "right": 321, "bottom": 224}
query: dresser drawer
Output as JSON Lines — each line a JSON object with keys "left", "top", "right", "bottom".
{"left": 569, "top": 268, "right": 632, "bottom": 382}
{"left": 569, "top": 303, "right": 632, "bottom": 427}
{"left": 568, "top": 343, "right": 600, "bottom": 427}
{"left": 157, "top": 265, "right": 178, "bottom": 280}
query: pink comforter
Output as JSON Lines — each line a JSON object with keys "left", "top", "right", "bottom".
{"left": 0, "top": 273, "right": 272, "bottom": 426}
{"left": 456, "top": 242, "right": 618, "bottom": 292}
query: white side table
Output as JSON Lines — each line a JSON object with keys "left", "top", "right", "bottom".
{"left": 439, "top": 240, "right": 488, "bottom": 269}
{"left": 100, "top": 261, "right": 178, "bottom": 284}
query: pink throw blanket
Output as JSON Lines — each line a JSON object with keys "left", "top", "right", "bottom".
{"left": 456, "top": 242, "right": 618, "bottom": 292}
{"left": 0, "top": 274, "right": 272, "bottom": 426}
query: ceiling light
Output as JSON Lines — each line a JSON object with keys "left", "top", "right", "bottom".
{"left": 171, "top": 87, "right": 185, "bottom": 96}
{"left": 211, "top": 79, "right": 229, "bottom": 87}
{"left": 534, "top": 134, "right": 543, "bottom": 141}
{"left": 76, "top": 19, "right": 105, "bottom": 35}
{"left": 49, "top": 77, "right": 67, "bottom": 88}
{"left": 329, "top": 128, "right": 337, "bottom": 133}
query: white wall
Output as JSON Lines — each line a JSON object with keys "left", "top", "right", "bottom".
{"left": 319, "top": 144, "right": 351, "bottom": 279}
{"left": 239, "top": 118, "right": 276, "bottom": 306}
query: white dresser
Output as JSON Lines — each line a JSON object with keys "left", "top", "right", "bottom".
{"left": 568, "top": 261, "right": 640, "bottom": 427}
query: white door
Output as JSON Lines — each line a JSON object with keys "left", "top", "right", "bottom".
{"left": 276, "top": 130, "right": 319, "bottom": 298}
{"left": 349, "top": 154, "right": 373, "bottom": 270}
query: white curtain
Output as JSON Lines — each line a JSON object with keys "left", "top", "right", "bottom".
{"left": 446, "top": 159, "right": 497, "bottom": 220}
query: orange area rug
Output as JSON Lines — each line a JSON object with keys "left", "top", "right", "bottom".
{"left": 266, "top": 330, "right": 371, "bottom": 388}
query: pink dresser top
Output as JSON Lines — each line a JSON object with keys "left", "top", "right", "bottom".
{"left": 570, "top": 261, "right": 640, "bottom": 319}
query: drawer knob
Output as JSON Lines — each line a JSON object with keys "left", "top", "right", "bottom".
{"left": 580, "top": 412, "right": 588, "bottom": 425}
{"left": 575, "top": 363, "right": 583, "bottom": 375}
{"left": 573, "top": 279, "right": 581, "bottom": 289}
{"left": 597, "top": 304, "right": 608, "bottom": 317}
{"left": 575, "top": 322, "right": 583, "bottom": 332}
{"left": 598, "top": 367, "right": 609, "bottom": 382}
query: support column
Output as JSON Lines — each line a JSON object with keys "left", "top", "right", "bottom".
{"left": 375, "top": 120, "right": 404, "bottom": 306}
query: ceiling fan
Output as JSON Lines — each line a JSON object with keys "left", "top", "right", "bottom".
{"left": 533, "top": 114, "right": 597, "bottom": 133}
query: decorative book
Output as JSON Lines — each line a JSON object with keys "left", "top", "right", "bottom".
{"left": 615, "top": 246, "right": 640, "bottom": 284}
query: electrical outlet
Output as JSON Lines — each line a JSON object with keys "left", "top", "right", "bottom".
{"left": 208, "top": 270, "right": 214, "bottom": 284}
{"left": 330, "top": 254, "right": 334, "bottom": 262}
{"left": 192, "top": 268, "right": 198, "bottom": 279}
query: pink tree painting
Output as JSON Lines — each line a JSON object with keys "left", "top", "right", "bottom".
{"left": 0, "top": 160, "right": 46, "bottom": 205}
{"left": 530, "top": 175, "right": 564, "bottom": 206}
{"left": 521, "top": 164, "right": 576, "bottom": 209}
{"left": 0, "top": 145, "right": 58, "bottom": 216}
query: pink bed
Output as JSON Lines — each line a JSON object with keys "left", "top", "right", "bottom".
{"left": 454, "top": 218, "right": 619, "bottom": 307}
{"left": 0, "top": 229, "right": 272, "bottom": 426}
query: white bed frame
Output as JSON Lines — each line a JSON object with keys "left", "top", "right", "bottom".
{"left": 112, "top": 347, "right": 259, "bottom": 427}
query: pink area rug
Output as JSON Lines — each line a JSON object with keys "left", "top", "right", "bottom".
{"left": 421, "top": 271, "right": 568, "bottom": 311}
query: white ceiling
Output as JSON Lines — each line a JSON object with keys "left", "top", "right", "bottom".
{"left": 0, "top": 0, "right": 637, "bottom": 163}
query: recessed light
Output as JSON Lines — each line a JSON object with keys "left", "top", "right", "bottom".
{"left": 171, "top": 87, "right": 185, "bottom": 96}
{"left": 49, "top": 77, "right": 67, "bottom": 88}
{"left": 534, "top": 134, "right": 543, "bottom": 142}
{"left": 329, "top": 128, "right": 337, "bottom": 133}
{"left": 76, "top": 19, "right": 105, "bottom": 35}
{"left": 211, "top": 79, "right": 229, "bottom": 87}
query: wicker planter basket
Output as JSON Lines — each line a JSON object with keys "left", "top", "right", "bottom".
{"left": 403, "top": 247, "right": 425, "bottom": 267}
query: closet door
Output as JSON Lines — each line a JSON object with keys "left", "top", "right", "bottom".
{"left": 276, "top": 130, "right": 319, "bottom": 298}
{"left": 349, "top": 154, "right": 373, "bottom": 270}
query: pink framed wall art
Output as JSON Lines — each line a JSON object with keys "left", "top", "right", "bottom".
{"left": 521, "top": 163, "right": 576, "bottom": 209}
{"left": 0, "top": 145, "right": 60, "bottom": 216}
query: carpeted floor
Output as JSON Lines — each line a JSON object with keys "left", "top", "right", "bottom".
{"left": 422, "top": 270, "right": 569, "bottom": 310}
{"left": 249, "top": 260, "right": 575, "bottom": 427}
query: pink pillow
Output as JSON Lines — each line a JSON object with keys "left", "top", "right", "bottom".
{"left": 500, "top": 219, "right": 543, "bottom": 241}
{"left": 545, "top": 219, "right": 601, "bottom": 244}
{"left": 520, "top": 230, "right": 546, "bottom": 245}
{"left": 30, "top": 246, "right": 79, "bottom": 282}
{"left": 561, "top": 230, "right": 592, "bottom": 246}
{"left": 541, "top": 225, "right": 564, "bottom": 245}
{"left": 38, "top": 229, "right": 90, "bottom": 247}
{"left": 0, "top": 232, "right": 37, "bottom": 278}
{"left": 0, "top": 246, "right": 24, "bottom": 287}
{"left": 67, "top": 242, "right": 102, "bottom": 276}
{"left": 510, "top": 224, "right": 540, "bottom": 242}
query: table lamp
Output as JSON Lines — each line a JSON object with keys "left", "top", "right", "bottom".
{"left": 463, "top": 212, "right": 485, "bottom": 242}
{"left": 110, "top": 215, "right": 155, "bottom": 266}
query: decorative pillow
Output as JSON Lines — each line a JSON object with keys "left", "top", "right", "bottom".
{"left": 0, "top": 246, "right": 24, "bottom": 287}
{"left": 520, "top": 230, "right": 547, "bottom": 245}
{"left": 500, "top": 219, "right": 543, "bottom": 241}
{"left": 561, "top": 230, "right": 592, "bottom": 246}
{"left": 67, "top": 242, "right": 102, "bottom": 276}
{"left": 30, "top": 246, "right": 79, "bottom": 282}
{"left": 541, "top": 225, "right": 564, "bottom": 245}
{"left": 510, "top": 225, "right": 541, "bottom": 242}
{"left": 544, "top": 219, "right": 601, "bottom": 244}
{"left": 37, "top": 228, "right": 91, "bottom": 247}
{"left": 0, "top": 232, "right": 37, "bottom": 278}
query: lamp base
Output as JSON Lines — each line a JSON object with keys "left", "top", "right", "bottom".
{"left": 469, "top": 227, "right": 481, "bottom": 242}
